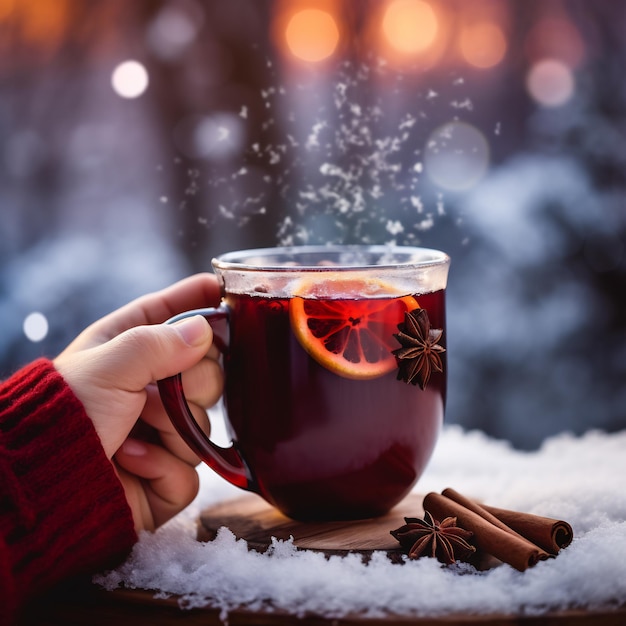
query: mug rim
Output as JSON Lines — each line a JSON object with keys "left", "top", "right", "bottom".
{"left": 212, "top": 245, "right": 450, "bottom": 272}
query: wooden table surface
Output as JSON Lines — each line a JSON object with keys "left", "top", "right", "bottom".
{"left": 18, "top": 582, "right": 626, "bottom": 626}
{"left": 18, "top": 494, "right": 626, "bottom": 626}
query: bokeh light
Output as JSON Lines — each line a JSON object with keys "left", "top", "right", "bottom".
{"left": 23, "top": 312, "right": 48, "bottom": 343}
{"left": 459, "top": 22, "right": 507, "bottom": 69}
{"left": 525, "top": 17, "right": 585, "bottom": 68}
{"left": 526, "top": 58, "right": 575, "bottom": 107}
{"left": 424, "top": 121, "right": 490, "bottom": 191}
{"left": 372, "top": 0, "right": 448, "bottom": 70}
{"left": 173, "top": 112, "right": 245, "bottom": 161}
{"left": 111, "top": 60, "right": 149, "bottom": 99}
{"left": 382, "top": 0, "right": 438, "bottom": 56}
{"left": 0, "top": 0, "right": 14, "bottom": 21}
{"left": 283, "top": 8, "right": 339, "bottom": 63}
{"left": 146, "top": 3, "right": 202, "bottom": 60}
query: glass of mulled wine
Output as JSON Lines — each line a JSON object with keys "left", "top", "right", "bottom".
{"left": 158, "top": 245, "right": 450, "bottom": 521}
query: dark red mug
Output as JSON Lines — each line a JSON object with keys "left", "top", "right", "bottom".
{"left": 158, "top": 245, "right": 450, "bottom": 521}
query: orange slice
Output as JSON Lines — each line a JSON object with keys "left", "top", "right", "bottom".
{"left": 289, "top": 277, "right": 419, "bottom": 380}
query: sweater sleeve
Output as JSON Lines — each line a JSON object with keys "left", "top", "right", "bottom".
{"left": 0, "top": 358, "right": 138, "bottom": 624}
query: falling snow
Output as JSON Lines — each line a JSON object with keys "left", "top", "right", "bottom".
{"left": 181, "top": 61, "right": 477, "bottom": 246}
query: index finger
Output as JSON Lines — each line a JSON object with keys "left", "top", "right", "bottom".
{"left": 90, "top": 273, "right": 221, "bottom": 343}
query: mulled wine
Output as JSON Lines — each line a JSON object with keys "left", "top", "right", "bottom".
{"left": 222, "top": 288, "right": 446, "bottom": 520}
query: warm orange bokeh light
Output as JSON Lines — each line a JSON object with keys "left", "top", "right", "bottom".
{"left": 525, "top": 17, "right": 585, "bottom": 68}
{"left": 0, "top": 0, "right": 15, "bottom": 21}
{"left": 284, "top": 8, "right": 339, "bottom": 63}
{"left": 460, "top": 22, "right": 507, "bottom": 69}
{"left": 382, "top": 0, "right": 438, "bottom": 56}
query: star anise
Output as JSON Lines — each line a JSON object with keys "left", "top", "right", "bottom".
{"left": 393, "top": 308, "right": 445, "bottom": 389}
{"left": 390, "top": 511, "right": 475, "bottom": 565}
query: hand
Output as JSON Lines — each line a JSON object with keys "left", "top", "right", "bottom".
{"left": 54, "top": 274, "right": 223, "bottom": 532}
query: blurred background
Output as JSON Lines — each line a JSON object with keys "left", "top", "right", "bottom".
{"left": 2, "top": 0, "right": 625, "bottom": 449}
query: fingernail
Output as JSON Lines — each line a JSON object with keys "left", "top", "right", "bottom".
{"left": 172, "top": 315, "right": 210, "bottom": 347}
{"left": 120, "top": 438, "right": 148, "bottom": 456}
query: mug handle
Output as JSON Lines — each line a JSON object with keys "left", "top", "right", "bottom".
{"left": 157, "top": 307, "right": 256, "bottom": 491}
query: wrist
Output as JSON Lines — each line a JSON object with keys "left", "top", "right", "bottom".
{"left": 1, "top": 359, "right": 137, "bottom": 608}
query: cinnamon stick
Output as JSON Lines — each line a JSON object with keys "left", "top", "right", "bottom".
{"left": 442, "top": 488, "right": 525, "bottom": 538}
{"left": 481, "top": 503, "right": 573, "bottom": 555}
{"left": 423, "top": 491, "right": 551, "bottom": 571}
{"left": 441, "top": 487, "right": 572, "bottom": 555}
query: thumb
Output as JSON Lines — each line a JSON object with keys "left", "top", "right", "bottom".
{"left": 108, "top": 315, "right": 213, "bottom": 390}
{"left": 54, "top": 315, "right": 213, "bottom": 459}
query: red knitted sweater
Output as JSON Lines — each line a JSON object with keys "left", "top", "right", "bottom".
{"left": 0, "top": 359, "right": 138, "bottom": 624}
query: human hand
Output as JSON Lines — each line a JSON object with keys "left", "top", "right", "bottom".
{"left": 53, "top": 274, "right": 223, "bottom": 531}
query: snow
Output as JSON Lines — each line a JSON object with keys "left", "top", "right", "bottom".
{"left": 95, "top": 425, "right": 626, "bottom": 619}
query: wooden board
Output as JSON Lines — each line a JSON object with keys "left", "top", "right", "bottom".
{"left": 197, "top": 492, "right": 424, "bottom": 557}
